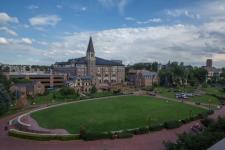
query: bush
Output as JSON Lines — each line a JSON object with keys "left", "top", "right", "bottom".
{"left": 129, "top": 127, "right": 149, "bottom": 135}
{"left": 197, "top": 112, "right": 208, "bottom": 119}
{"left": 59, "top": 87, "right": 76, "bottom": 96}
{"left": 149, "top": 124, "right": 164, "bottom": 131}
{"left": 201, "top": 118, "right": 214, "bottom": 127}
{"left": 117, "top": 132, "right": 133, "bottom": 139}
{"left": 8, "top": 129, "right": 79, "bottom": 141}
{"left": 81, "top": 132, "right": 112, "bottom": 141}
{"left": 164, "top": 120, "right": 182, "bottom": 129}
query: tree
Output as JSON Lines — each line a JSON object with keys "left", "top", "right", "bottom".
{"left": 25, "top": 66, "right": 30, "bottom": 71}
{"left": 91, "top": 85, "right": 97, "bottom": 94}
{"left": 0, "top": 84, "right": 11, "bottom": 115}
{"left": 0, "top": 72, "right": 11, "bottom": 90}
{"left": 59, "top": 87, "right": 76, "bottom": 96}
{"left": 158, "top": 62, "right": 207, "bottom": 87}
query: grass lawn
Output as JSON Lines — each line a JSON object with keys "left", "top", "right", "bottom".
{"left": 31, "top": 96, "right": 206, "bottom": 134}
{"left": 189, "top": 87, "right": 224, "bottom": 105}
{"left": 189, "top": 94, "right": 221, "bottom": 105}
{"left": 32, "top": 91, "right": 115, "bottom": 105}
{"left": 155, "top": 86, "right": 196, "bottom": 99}
{"left": 30, "top": 91, "right": 77, "bottom": 105}
{"left": 87, "top": 91, "right": 115, "bottom": 98}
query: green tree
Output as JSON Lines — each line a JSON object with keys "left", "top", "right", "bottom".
{"left": 91, "top": 85, "right": 97, "bottom": 94}
{"left": 59, "top": 87, "right": 76, "bottom": 96}
{"left": 0, "top": 84, "right": 11, "bottom": 115}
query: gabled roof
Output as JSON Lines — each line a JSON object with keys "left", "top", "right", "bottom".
{"left": 14, "top": 81, "right": 39, "bottom": 92}
{"left": 96, "top": 57, "right": 123, "bottom": 66}
{"left": 68, "top": 57, "right": 86, "bottom": 64}
{"left": 68, "top": 75, "right": 92, "bottom": 81}
{"left": 87, "top": 36, "right": 95, "bottom": 53}
{"left": 128, "top": 69, "right": 157, "bottom": 76}
{"left": 67, "top": 57, "right": 124, "bottom": 66}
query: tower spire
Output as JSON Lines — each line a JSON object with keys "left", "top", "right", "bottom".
{"left": 87, "top": 36, "right": 95, "bottom": 53}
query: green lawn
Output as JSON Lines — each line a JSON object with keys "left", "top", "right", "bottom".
{"left": 189, "top": 87, "right": 224, "bottom": 105}
{"left": 31, "top": 96, "right": 206, "bottom": 134}
{"left": 189, "top": 94, "right": 221, "bottom": 105}
{"left": 155, "top": 86, "right": 196, "bottom": 99}
{"left": 155, "top": 86, "right": 224, "bottom": 105}
{"left": 30, "top": 91, "right": 77, "bottom": 105}
{"left": 32, "top": 91, "right": 115, "bottom": 105}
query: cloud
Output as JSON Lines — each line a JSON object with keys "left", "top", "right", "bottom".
{"left": 136, "top": 18, "right": 162, "bottom": 24}
{"left": 71, "top": 5, "right": 87, "bottom": 12}
{"left": 29, "top": 15, "right": 61, "bottom": 26}
{"left": 21, "top": 38, "right": 32, "bottom": 45}
{"left": 0, "top": 12, "right": 19, "bottom": 24}
{"left": 0, "top": 27, "right": 18, "bottom": 36}
{"left": 0, "top": 37, "right": 9, "bottom": 45}
{"left": 166, "top": 9, "right": 200, "bottom": 19}
{"left": 125, "top": 17, "right": 136, "bottom": 21}
{"left": 81, "top": 7, "right": 87, "bottom": 11}
{"left": 98, "top": 0, "right": 129, "bottom": 15}
{"left": 39, "top": 20, "right": 224, "bottom": 67}
{"left": 27, "top": 5, "right": 39, "bottom": 10}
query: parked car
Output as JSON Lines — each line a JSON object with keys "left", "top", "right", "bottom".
{"left": 149, "top": 92, "right": 156, "bottom": 96}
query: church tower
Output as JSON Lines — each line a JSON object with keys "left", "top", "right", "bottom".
{"left": 86, "top": 37, "right": 96, "bottom": 81}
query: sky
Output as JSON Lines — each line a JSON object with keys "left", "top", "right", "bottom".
{"left": 0, "top": 0, "right": 225, "bottom": 67}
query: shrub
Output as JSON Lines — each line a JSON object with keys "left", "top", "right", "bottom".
{"left": 129, "top": 127, "right": 149, "bottom": 135}
{"left": 8, "top": 129, "right": 79, "bottom": 141}
{"left": 149, "top": 124, "right": 164, "bottom": 131}
{"left": 59, "top": 87, "right": 76, "bottom": 96}
{"left": 164, "top": 120, "right": 182, "bottom": 129}
{"left": 81, "top": 132, "right": 112, "bottom": 141}
{"left": 201, "top": 118, "right": 214, "bottom": 127}
{"left": 137, "top": 127, "right": 149, "bottom": 134}
{"left": 197, "top": 112, "right": 208, "bottom": 119}
{"left": 117, "top": 132, "right": 133, "bottom": 139}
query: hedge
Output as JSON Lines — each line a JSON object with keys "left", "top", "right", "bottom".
{"left": 117, "top": 132, "right": 133, "bottom": 138}
{"left": 81, "top": 132, "right": 112, "bottom": 141}
{"left": 8, "top": 129, "right": 79, "bottom": 141}
{"left": 149, "top": 124, "right": 164, "bottom": 131}
{"left": 164, "top": 120, "right": 182, "bottom": 129}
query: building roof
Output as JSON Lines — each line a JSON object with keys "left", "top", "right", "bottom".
{"left": 96, "top": 57, "right": 123, "bottom": 66}
{"left": 68, "top": 75, "right": 92, "bottom": 81}
{"left": 14, "top": 81, "right": 39, "bottom": 92}
{"left": 54, "top": 37, "right": 124, "bottom": 67}
{"left": 67, "top": 56, "right": 123, "bottom": 66}
{"left": 87, "top": 36, "right": 95, "bottom": 53}
{"left": 128, "top": 69, "right": 157, "bottom": 76}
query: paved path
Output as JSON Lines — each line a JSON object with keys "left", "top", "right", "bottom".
{"left": 1, "top": 104, "right": 225, "bottom": 150}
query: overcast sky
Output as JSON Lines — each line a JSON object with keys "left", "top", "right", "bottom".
{"left": 0, "top": 0, "right": 225, "bottom": 67}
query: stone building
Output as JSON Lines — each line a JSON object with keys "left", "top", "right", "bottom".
{"left": 54, "top": 37, "right": 125, "bottom": 89}
{"left": 65, "top": 76, "right": 92, "bottom": 93}
{"left": 9, "top": 81, "right": 45, "bottom": 108}
{"left": 10, "top": 81, "right": 45, "bottom": 97}
{"left": 5, "top": 72, "right": 67, "bottom": 89}
{"left": 127, "top": 69, "right": 158, "bottom": 87}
